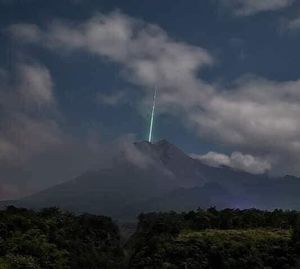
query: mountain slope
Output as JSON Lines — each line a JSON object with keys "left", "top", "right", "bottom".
{"left": 8, "top": 140, "right": 300, "bottom": 219}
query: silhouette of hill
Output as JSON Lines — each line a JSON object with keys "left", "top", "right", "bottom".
{"left": 5, "top": 140, "right": 300, "bottom": 219}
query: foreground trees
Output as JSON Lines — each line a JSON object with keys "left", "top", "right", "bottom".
{"left": 128, "top": 208, "right": 300, "bottom": 269}
{"left": 0, "top": 206, "right": 124, "bottom": 269}
{"left": 1, "top": 206, "right": 300, "bottom": 268}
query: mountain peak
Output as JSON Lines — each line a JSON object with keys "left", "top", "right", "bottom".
{"left": 154, "top": 139, "right": 176, "bottom": 151}
{"left": 154, "top": 140, "right": 185, "bottom": 160}
{"left": 155, "top": 139, "right": 170, "bottom": 146}
{"left": 134, "top": 139, "right": 185, "bottom": 160}
{"left": 134, "top": 139, "right": 173, "bottom": 150}
{"left": 134, "top": 139, "right": 172, "bottom": 147}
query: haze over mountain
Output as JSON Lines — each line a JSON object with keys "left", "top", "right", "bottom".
{"left": 5, "top": 140, "right": 300, "bottom": 220}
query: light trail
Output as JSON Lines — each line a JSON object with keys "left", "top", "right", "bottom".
{"left": 148, "top": 87, "right": 157, "bottom": 143}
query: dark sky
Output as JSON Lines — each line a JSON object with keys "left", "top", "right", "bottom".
{"left": 1, "top": 0, "right": 300, "bottom": 199}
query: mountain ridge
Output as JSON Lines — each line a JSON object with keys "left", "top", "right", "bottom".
{"left": 3, "top": 139, "right": 300, "bottom": 219}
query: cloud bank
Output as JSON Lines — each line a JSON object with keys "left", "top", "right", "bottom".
{"left": 6, "top": 11, "right": 300, "bottom": 177}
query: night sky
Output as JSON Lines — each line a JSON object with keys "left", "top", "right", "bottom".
{"left": 1, "top": 0, "right": 300, "bottom": 199}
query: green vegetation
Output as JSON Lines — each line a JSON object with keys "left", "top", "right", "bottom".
{"left": 0, "top": 206, "right": 124, "bottom": 269}
{"left": 179, "top": 228, "right": 291, "bottom": 242}
{"left": 129, "top": 229, "right": 295, "bottom": 268}
{"left": 1, "top": 206, "right": 300, "bottom": 268}
{"left": 128, "top": 209, "right": 300, "bottom": 269}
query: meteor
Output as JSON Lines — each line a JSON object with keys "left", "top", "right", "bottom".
{"left": 148, "top": 87, "right": 157, "bottom": 143}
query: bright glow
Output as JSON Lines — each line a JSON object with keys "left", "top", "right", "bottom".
{"left": 148, "top": 88, "right": 157, "bottom": 143}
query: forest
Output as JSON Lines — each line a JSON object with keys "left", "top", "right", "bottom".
{"left": 1, "top": 206, "right": 300, "bottom": 268}
{"left": 0, "top": 206, "right": 124, "bottom": 269}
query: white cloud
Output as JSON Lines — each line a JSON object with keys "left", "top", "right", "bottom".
{"left": 191, "top": 151, "right": 271, "bottom": 174}
{"left": 221, "top": 0, "right": 294, "bottom": 16}
{"left": 17, "top": 63, "right": 55, "bottom": 106}
{"left": 8, "top": 11, "right": 214, "bottom": 106}
{"left": 7, "top": 11, "right": 300, "bottom": 176}
{"left": 0, "top": 62, "right": 60, "bottom": 162}
{"left": 191, "top": 151, "right": 231, "bottom": 167}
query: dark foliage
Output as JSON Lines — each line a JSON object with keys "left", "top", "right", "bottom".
{"left": 2, "top": 206, "right": 300, "bottom": 268}
{"left": 128, "top": 208, "right": 300, "bottom": 269}
{"left": 0, "top": 206, "right": 124, "bottom": 269}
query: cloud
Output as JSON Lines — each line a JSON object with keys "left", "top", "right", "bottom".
{"left": 0, "top": 61, "right": 156, "bottom": 200}
{"left": 286, "top": 16, "right": 300, "bottom": 31}
{"left": 0, "top": 61, "right": 153, "bottom": 200}
{"left": 0, "top": 62, "right": 60, "bottom": 163}
{"left": 191, "top": 151, "right": 271, "bottom": 174}
{"left": 17, "top": 63, "right": 55, "bottom": 107}
{"left": 8, "top": 11, "right": 213, "bottom": 103}
{"left": 0, "top": 62, "right": 67, "bottom": 199}
{"left": 8, "top": 24, "right": 41, "bottom": 42}
{"left": 97, "top": 91, "right": 127, "bottom": 106}
{"left": 0, "top": 139, "right": 19, "bottom": 162}
{"left": 220, "top": 0, "right": 294, "bottom": 16}
{"left": 7, "top": 11, "right": 300, "bottom": 176}
{"left": 191, "top": 152, "right": 231, "bottom": 167}
{"left": 117, "top": 135, "right": 154, "bottom": 169}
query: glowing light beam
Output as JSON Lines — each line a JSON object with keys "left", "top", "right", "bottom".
{"left": 148, "top": 87, "right": 157, "bottom": 143}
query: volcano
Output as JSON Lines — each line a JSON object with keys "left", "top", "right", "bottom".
{"left": 7, "top": 140, "right": 300, "bottom": 220}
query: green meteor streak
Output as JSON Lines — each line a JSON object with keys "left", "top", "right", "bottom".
{"left": 148, "top": 87, "right": 157, "bottom": 143}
